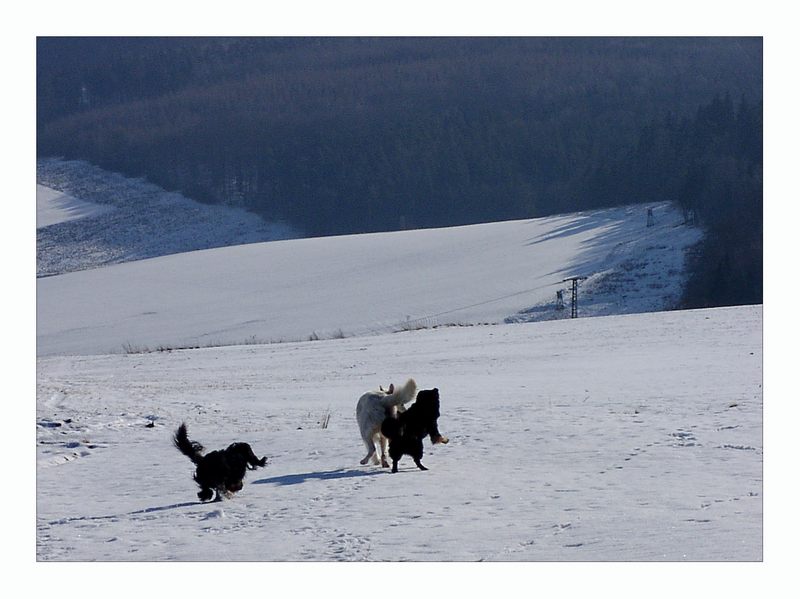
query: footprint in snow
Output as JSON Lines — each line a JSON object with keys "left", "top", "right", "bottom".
{"left": 201, "top": 509, "right": 225, "bottom": 520}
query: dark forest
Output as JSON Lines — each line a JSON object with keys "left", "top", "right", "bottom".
{"left": 37, "top": 37, "right": 762, "bottom": 308}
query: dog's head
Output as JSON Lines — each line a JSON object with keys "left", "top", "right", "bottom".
{"left": 415, "top": 388, "right": 440, "bottom": 416}
{"left": 414, "top": 388, "right": 449, "bottom": 445}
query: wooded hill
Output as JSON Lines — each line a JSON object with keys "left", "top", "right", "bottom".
{"left": 37, "top": 37, "right": 762, "bottom": 307}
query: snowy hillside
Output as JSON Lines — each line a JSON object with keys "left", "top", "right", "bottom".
{"left": 36, "top": 305, "right": 762, "bottom": 561}
{"left": 37, "top": 158, "right": 299, "bottom": 277}
{"left": 37, "top": 197, "right": 701, "bottom": 356}
{"left": 36, "top": 184, "right": 115, "bottom": 228}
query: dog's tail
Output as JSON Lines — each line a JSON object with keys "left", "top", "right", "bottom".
{"left": 173, "top": 423, "right": 204, "bottom": 465}
{"left": 382, "top": 378, "right": 417, "bottom": 410}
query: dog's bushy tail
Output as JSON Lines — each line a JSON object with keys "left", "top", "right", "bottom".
{"left": 385, "top": 378, "right": 417, "bottom": 409}
{"left": 173, "top": 423, "right": 204, "bottom": 465}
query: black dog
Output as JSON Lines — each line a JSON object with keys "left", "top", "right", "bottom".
{"left": 380, "top": 388, "right": 449, "bottom": 473}
{"left": 173, "top": 423, "right": 267, "bottom": 502}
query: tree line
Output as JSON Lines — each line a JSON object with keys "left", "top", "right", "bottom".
{"left": 580, "top": 92, "right": 762, "bottom": 306}
{"left": 37, "top": 37, "right": 762, "bottom": 306}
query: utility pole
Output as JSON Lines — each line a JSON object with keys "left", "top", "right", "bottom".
{"left": 562, "top": 276, "right": 587, "bottom": 318}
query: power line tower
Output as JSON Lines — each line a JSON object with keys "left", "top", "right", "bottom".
{"left": 562, "top": 276, "right": 587, "bottom": 318}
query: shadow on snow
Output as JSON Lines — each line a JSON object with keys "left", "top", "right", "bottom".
{"left": 254, "top": 467, "right": 386, "bottom": 486}
{"left": 44, "top": 501, "right": 203, "bottom": 526}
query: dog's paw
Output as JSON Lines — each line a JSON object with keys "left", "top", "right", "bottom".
{"left": 435, "top": 435, "right": 449, "bottom": 444}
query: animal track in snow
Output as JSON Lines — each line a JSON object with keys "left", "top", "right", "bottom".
{"left": 670, "top": 429, "right": 699, "bottom": 447}
{"left": 719, "top": 444, "right": 758, "bottom": 451}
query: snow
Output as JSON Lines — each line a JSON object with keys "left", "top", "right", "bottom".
{"left": 36, "top": 158, "right": 300, "bottom": 277}
{"left": 36, "top": 305, "right": 762, "bottom": 562}
{"left": 36, "top": 190, "right": 701, "bottom": 356}
{"left": 33, "top": 162, "right": 763, "bottom": 572}
{"left": 37, "top": 184, "right": 115, "bottom": 228}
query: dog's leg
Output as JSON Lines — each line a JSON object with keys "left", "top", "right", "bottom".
{"left": 380, "top": 434, "right": 390, "bottom": 468}
{"left": 370, "top": 433, "right": 382, "bottom": 464}
{"left": 388, "top": 440, "right": 404, "bottom": 472}
{"left": 247, "top": 456, "right": 268, "bottom": 469}
{"left": 360, "top": 436, "right": 377, "bottom": 465}
{"left": 412, "top": 439, "right": 427, "bottom": 471}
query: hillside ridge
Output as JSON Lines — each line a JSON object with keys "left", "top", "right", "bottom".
{"left": 37, "top": 167, "right": 702, "bottom": 356}
{"left": 37, "top": 158, "right": 300, "bottom": 277}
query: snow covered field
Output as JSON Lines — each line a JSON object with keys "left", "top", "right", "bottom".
{"left": 36, "top": 305, "right": 762, "bottom": 562}
{"left": 37, "top": 187, "right": 701, "bottom": 356}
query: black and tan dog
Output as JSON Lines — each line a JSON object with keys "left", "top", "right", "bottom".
{"left": 173, "top": 423, "right": 267, "bottom": 502}
{"left": 380, "top": 387, "right": 449, "bottom": 473}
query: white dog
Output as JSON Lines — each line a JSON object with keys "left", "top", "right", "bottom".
{"left": 356, "top": 378, "right": 417, "bottom": 467}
